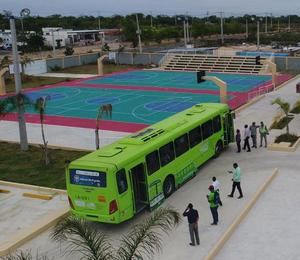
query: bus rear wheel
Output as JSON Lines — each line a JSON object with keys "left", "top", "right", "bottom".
{"left": 163, "top": 176, "right": 175, "bottom": 198}
{"left": 214, "top": 141, "right": 223, "bottom": 158}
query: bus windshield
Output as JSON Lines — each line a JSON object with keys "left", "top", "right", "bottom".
{"left": 70, "top": 169, "right": 106, "bottom": 188}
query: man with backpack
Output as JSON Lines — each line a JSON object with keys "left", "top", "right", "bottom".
{"left": 207, "top": 185, "right": 219, "bottom": 225}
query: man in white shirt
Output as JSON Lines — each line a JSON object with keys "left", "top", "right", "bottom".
{"left": 242, "top": 124, "right": 251, "bottom": 152}
{"left": 212, "top": 176, "right": 222, "bottom": 206}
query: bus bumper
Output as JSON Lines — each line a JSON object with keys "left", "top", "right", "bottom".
{"left": 70, "top": 209, "right": 121, "bottom": 224}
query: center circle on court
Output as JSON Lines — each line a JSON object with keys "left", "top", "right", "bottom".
{"left": 86, "top": 97, "right": 120, "bottom": 105}
{"left": 145, "top": 101, "right": 196, "bottom": 113}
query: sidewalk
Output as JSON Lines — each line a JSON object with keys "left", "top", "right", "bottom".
{"left": 1, "top": 77, "right": 300, "bottom": 259}
{"left": 36, "top": 72, "right": 96, "bottom": 78}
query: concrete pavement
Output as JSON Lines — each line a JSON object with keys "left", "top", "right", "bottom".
{"left": 1, "top": 77, "right": 300, "bottom": 259}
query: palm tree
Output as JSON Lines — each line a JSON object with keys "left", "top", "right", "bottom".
{"left": 34, "top": 96, "right": 50, "bottom": 165}
{"left": 95, "top": 104, "right": 112, "bottom": 149}
{"left": 51, "top": 207, "right": 181, "bottom": 260}
{"left": 0, "top": 93, "right": 31, "bottom": 151}
{"left": 271, "top": 98, "right": 291, "bottom": 134}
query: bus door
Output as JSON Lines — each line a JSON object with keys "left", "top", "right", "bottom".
{"left": 223, "top": 112, "right": 234, "bottom": 145}
{"left": 129, "top": 163, "right": 148, "bottom": 213}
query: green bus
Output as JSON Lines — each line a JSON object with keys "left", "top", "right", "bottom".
{"left": 66, "top": 103, "right": 234, "bottom": 224}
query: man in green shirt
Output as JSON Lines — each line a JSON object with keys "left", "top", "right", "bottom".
{"left": 207, "top": 185, "right": 219, "bottom": 225}
{"left": 228, "top": 162, "right": 243, "bottom": 199}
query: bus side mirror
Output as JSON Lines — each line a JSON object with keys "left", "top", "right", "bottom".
{"left": 65, "top": 160, "right": 71, "bottom": 165}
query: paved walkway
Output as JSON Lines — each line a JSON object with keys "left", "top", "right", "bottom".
{"left": 1, "top": 76, "right": 300, "bottom": 259}
{"left": 36, "top": 72, "right": 96, "bottom": 78}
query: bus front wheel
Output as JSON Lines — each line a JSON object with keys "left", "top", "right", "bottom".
{"left": 163, "top": 176, "right": 175, "bottom": 198}
{"left": 214, "top": 141, "right": 223, "bottom": 158}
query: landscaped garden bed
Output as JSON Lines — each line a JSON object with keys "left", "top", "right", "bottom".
{"left": 0, "top": 142, "right": 88, "bottom": 189}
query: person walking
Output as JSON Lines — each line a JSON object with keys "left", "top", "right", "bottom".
{"left": 212, "top": 176, "right": 223, "bottom": 206}
{"left": 259, "top": 121, "right": 269, "bottom": 148}
{"left": 235, "top": 129, "right": 241, "bottom": 153}
{"left": 249, "top": 122, "right": 259, "bottom": 148}
{"left": 243, "top": 124, "right": 251, "bottom": 152}
{"left": 207, "top": 185, "right": 219, "bottom": 225}
{"left": 183, "top": 203, "right": 200, "bottom": 246}
{"left": 228, "top": 163, "right": 243, "bottom": 199}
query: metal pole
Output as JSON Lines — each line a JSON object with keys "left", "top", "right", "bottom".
{"left": 98, "top": 17, "right": 101, "bottom": 30}
{"left": 288, "top": 16, "right": 290, "bottom": 32}
{"left": 135, "top": 14, "right": 142, "bottom": 53}
{"left": 186, "top": 18, "right": 190, "bottom": 43}
{"left": 278, "top": 19, "right": 280, "bottom": 32}
{"left": 183, "top": 20, "right": 187, "bottom": 46}
{"left": 220, "top": 12, "right": 224, "bottom": 45}
{"left": 265, "top": 14, "right": 267, "bottom": 33}
{"left": 10, "top": 17, "right": 28, "bottom": 150}
{"left": 150, "top": 11, "right": 153, "bottom": 27}
{"left": 246, "top": 19, "right": 248, "bottom": 39}
{"left": 257, "top": 20, "right": 260, "bottom": 51}
{"left": 51, "top": 30, "right": 56, "bottom": 56}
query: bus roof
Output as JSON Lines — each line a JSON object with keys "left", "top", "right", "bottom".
{"left": 71, "top": 103, "right": 229, "bottom": 168}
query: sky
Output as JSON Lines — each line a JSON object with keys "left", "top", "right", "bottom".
{"left": 1, "top": 0, "right": 300, "bottom": 17}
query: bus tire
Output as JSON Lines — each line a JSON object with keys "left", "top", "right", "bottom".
{"left": 214, "top": 140, "right": 223, "bottom": 158}
{"left": 163, "top": 176, "right": 175, "bottom": 198}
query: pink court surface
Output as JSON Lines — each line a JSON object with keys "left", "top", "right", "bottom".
{"left": 1, "top": 70, "right": 292, "bottom": 133}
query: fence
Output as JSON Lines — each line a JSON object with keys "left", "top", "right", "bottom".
{"left": 45, "top": 53, "right": 99, "bottom": 72}
{"left": 274, "top": 56, "right": 300, "bottom": 71}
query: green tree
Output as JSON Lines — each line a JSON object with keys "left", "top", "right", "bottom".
{"left": 25, "top": 34, "right": 45, "bottom": 52}
{"left": 64, "top": 46, "right": 74, "bottom": 56}
{"left": 271, "top": 98, "right": 291, "bottom": 134}
{"left": 0, "top": 93, "right": 31, "bottom": 151}
{"left": 51, "top": 207, "right": 180, "bottom": 260}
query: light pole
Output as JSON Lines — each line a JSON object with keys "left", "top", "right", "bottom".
{"left": 252, "top": 17, "right": 262, "bottom": 51}
{"left": 135, "top": 14, "right": 142, "bottom": 53}
{"left": 7, "top": 10, "right": 30, "bottom": 151}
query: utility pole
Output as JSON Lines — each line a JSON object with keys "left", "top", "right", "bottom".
{"left": 183, "top": 19, "right": 187, "bottom": 46}
{"left": 265, "top": 14, "right": 268, "bottom": 33}
{"left": 186, "top": 17, "right": 190, "bottom": 43}
{"left": 277, "top": 19, "right": 280, "bottom": 32}
{"left": 135, "top": 14, "right": 142, "bottom": 53}
{"left": 220, "top": 12, "right": 224, "bottom": 45}
{"left": 98, "top": 15, "right": 101, "bottom": 30}
{"left": 270, "top": 13, "right": 273, "bottom": 29}
{"left": 246, "top": 18, "right": 248, "bottom": 39}
{"left": 288, "top": 15, "right": 291, "bottom": 32}
{"left": 10, "top": 16, "right": 28, "bottom": 151}
{"left": 257, "top": 20, "right": 260, "bottom": 50}
{"left": 150, "top": 11, "right": 153, "bottom": 27}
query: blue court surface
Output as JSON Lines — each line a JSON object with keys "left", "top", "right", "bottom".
{"left": 83, "top": 70, "right": 272, "bottom": 93}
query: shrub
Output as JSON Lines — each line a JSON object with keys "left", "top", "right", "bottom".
{"left": 275, "top": 133, "right": 299, "bottom": 146}
{"left": 50, "top": 65, "right": 62, "bottom": 72}
{"left": 64, "top": 46, "right": 74, "bottom": 56}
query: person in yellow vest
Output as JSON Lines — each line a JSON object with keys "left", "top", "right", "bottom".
{"left": 259, "top": 121, "right": 269, "bottom": 148}
{"left": 207, "top": 185, "right": 219, "bottom": 225}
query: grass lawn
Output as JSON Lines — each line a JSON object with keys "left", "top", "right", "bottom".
{"left": 0, "top": 142, "right": 89, "bottom": 189}
{"left": 6, "top": 76, "right": 69, "bottom": 93}
{"left": 58, "top": 63, "right": 142, "bottom": 74}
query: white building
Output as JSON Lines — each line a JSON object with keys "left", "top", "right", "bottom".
{"left": 42, "top": 27, "right": 121, "bottom": 48}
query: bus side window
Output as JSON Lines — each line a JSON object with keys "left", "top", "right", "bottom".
{"left": 174, "top": 133, "right": 189, "bottom": 157}
{"left": 116, "top": 169, "right": 128, "bottom": 194}
{"left": 201, "top": 120, "right": 213, "bottom": 140}
{"left": 189, "top": 126, "right": 202, "bottom": 148}
{"left": 213, "top": 115, "right": 221, "bottom": 133}
{"left": 146, "top": 150, "right": 160, "bottom": 175}
{"left": 159, "top": 142, "right": 175, "bottom": 167}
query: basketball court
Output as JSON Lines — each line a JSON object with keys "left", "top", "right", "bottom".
{"left": 2, "top": 69, "right": 291, "bottom": 132}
